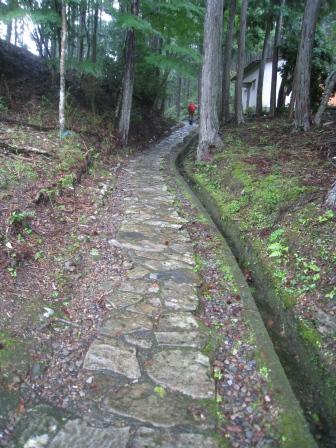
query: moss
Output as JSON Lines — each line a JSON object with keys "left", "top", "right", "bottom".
{"left": 283, "top": 291, "right": 298, "bottom": 310}
{"left": 202, "top": 330, "right": 222, "bottom": 360}
{"left": 298, "top": 320, "right": 322, "bottom": 348}
{"left": 0, "top": 331, "right": 27, "bottom": 371}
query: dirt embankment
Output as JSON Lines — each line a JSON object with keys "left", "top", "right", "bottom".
{"left": 185, "top": 115, "right": 336, "bottom": 445}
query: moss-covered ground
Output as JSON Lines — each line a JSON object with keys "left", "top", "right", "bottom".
{"left": 184, "top": 116, "right": 336, "bottom": 444}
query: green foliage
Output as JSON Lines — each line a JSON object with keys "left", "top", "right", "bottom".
{"left": 117, "top": 13, "right": 161, "bottom": 37}
{"left": 0, "top": 96, "right": 9, "bottom": 114}
{"left": 318, "top": 209, "right": 335, "bottom": 223}
{"left": 213, "top": 367, "right": 223, "bottom": 381}
{"left": 58, "top": 173, "right": 76, "bottom": 189}
{"left": 9, "top": 210, "right": 35, "bottom": 225}
{"left": 153, "top": 385, "right": 166, "bottom": 398}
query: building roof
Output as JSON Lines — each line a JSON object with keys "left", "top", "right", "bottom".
{"left": 231, "top": 57, "right": 280, "bottom": 81}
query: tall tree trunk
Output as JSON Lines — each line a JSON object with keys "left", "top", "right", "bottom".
{"left": 92, "top": 0, "right": 99, "bottom": 63}
{"left": 118, "top": 0, "right": 139, "bottom": 147}
{"left": 6, "top": 21, "right": 13, "bottom": 43}
{"left": 217, "top": 2, "right": 226, "bottom": 121}
{"left": 59, "top": 2, "right": 67, "bottom": 136}
{"left": 222, "top": 0, "right": 236, "bottom": 123}
{"left": 270, "top": 0, "right": 285, "bottom": 116}
{"left": 256, "top": 11, "right": 272, "bottom": 115}
{"left": 293, "top": 0, "right": 321, "bottom": 130}
{"left": 198, "top": 39, "right": 203, "bottom": 111}
{"left": 14, "top": 19, "right": 18, "bottom": 46}
{"left": 314, "top": 71, "right": 336, "bottom": 126}
{"left": 78, "top": 0, "right": 86, "bottom": 61}
{"left": 197, "top": 0, "right": 224, "bottom": 161}
{"left": 235, "top": 0, "right": 249, "bottom": 125}
{"left": 176, "top": 76, "right": 182, "bottom": 119}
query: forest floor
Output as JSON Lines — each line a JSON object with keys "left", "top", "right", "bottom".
{"left": 0, "top": 119, "right": 314, "bottom": 448}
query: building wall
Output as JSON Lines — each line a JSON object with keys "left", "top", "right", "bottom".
{"left": 242, "top": 60, "right": 286, "bottom": 111}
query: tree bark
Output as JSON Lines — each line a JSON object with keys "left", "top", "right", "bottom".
{"left": 256, "top": 10, "right": 273, "bottom": 115}
{"left": 118, "top": 0, "right": 139, "bottom": 147}
{"left": 59, "top": 2, "right": 67, "bottom": 136}
{"left": 14, "top": 19, "right": 18, "bottom": 46}
{"left": 314, "top": 70, "right": 336, "bottom": 126}
{"left": 270, "top": 0, "right": 285, "bottom": 116}
{"left": 6, "top": 21, "right": 12, "bottom": 43}
{"left": 326, "top": 181, "right": 336, "bottom": 210}
{"left": 197, "top": 0, "right": 224, "bottom": 161}
{"left": 92, "top": 0, "right": 99, "bottom": 63}
{"left": 176, "top": 76, "right": 182, "bottom": 120}
{"left": 78, "top": 0, "right": 86, "bottom": 61}
{"left": 293, "top": 0, "right": 321, "bottom": 130}
{"left": 235, "top": 0, "right": 249, "bottom": 125}
{"left": 222, "top": 0, "right": 236, "bottom": 123}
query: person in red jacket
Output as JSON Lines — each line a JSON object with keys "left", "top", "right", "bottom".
{"left": 187, "top": 102, "right": 197, "bottom": 125}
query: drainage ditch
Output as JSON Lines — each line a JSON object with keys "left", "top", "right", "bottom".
{"left": 173, "top": 137, "right": 336, "bottom": 448}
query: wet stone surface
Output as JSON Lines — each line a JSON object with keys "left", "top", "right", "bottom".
{"left": 131, "top": 427, "right": 219, "bottom": 448}
{"left": 48, "top": 420, "right": 130, "bottom": 448}
{"left": 83, "top": 341, "right": 141, "bottom": 379}
{"left": 14, "top": 126, "right": 218, "bottom": 446}
{"left": 146, "top": 349, "right": 214, "bottom": 399}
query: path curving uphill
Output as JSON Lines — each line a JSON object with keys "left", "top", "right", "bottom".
{"left": 9, "top": 124, "right": 316, "bottom": 448}
{"left": 14, "top": 125, "right": 219, "bottom": 448}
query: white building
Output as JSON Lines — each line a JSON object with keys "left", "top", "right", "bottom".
{"left": 241, "top": 58, "right": 288, "bottom": 111}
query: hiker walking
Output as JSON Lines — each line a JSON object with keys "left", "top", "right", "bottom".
{"left": 187, "top": 101, "right": 197, "bottom": 125}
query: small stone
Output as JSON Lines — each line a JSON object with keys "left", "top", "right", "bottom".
{"left": 29, "top": 363, "right": 41, "bottom": 380}
{"left": 148, "top": 297, "right": 161, "bottom": 307}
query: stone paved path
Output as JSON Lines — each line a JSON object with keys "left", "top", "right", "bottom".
{"left": 44, "top": 125, "right": 219, "bottom": 447}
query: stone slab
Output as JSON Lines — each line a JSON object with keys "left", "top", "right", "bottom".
{"left": 146, "top": 350, "right": 214, "bottom": 399}
{"left": 124, "top": 334, "right": 153, "bottom": 349}
{"left": 141, "top": 258, "right": 194, "bottom": 271}
{"left": 116, "top": 239, "right": 168, "bottom": 253}
{"left": 83, "top": 341, "right": 141, "bottom": 379}
{"left": 155, "top": 331, "right": 204, "bottom": 348}
{"left": 100, "top": 312, "right": 153, "bottom": 337}
{"left": 106, "top": 292, "right": 143, "bottom": 309}
{"left": 118, "top": 280, "right": 155, "bottom": 294}
{"left": 102, "top": 383, "right": 195, "bottom": 428}
{"left": 158, "top": 313, "right": 199, "bottom": 331}
{"left": 149, "top": 269, "right": 199, "bottom": 284}
{"left": 127, "top": 301, "right": 161, "bottom": 316}
{"left": 49, "top": 420, "right": 130, "bottom": 448}
{"left": 131, "top": 427, "right": 218, "bottom": 448}
{"left": 162, "top": 280, "right": 198, "bottom": 311}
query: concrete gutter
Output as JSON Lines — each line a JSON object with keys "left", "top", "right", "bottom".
{"left": 167, "top": 131, "right": 317, "bottom": 448}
